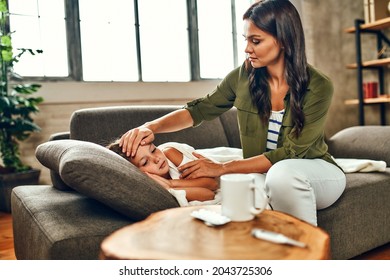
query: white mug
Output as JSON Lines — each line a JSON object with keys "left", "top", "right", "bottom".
{"left": 220, "top": 173, "right": 268, "bottom": 222}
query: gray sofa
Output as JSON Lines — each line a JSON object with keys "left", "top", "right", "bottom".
{"left": 11, "top": 105, "right": 390, "bottom": 260}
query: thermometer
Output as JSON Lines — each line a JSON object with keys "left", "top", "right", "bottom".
{"left": 251, "top": 228, "right": 307, "bottom": 248}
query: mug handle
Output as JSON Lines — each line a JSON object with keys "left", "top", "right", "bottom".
{"left": 249, "top": 183, "right": 268, "bottom": 215}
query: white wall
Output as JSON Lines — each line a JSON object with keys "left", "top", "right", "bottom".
{"left": 39, "top": 80, "right": 220, "bottom": 104}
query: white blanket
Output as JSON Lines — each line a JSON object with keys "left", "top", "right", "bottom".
{"left": 196, "top": 146, "right": 243, "bottom": 162}
{"left": 198, "top": 147, "right": 388, "bottom": 173}
{"left": 333, "top": 158, "right": 387, "bottom": 173}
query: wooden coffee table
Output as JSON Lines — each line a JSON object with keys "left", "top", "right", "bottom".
{"left": 100, "top": 205, "right": 330, "bottom": 260}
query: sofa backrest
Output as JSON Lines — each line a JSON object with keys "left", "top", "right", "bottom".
{"left": 70, "top": 105, "right": 241, "bottom": 149}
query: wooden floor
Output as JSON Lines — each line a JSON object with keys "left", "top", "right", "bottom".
{"left": 0, "top": 212, "right": 16, "bottom": 260}
{"left": 0, "top": 211, "right": 389, "bottom": 260}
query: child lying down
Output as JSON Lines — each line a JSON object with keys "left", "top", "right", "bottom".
{"left": 107, "top": 140, "right": 243, "bottom": 206}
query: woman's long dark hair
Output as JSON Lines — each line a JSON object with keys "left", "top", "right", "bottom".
{"left": 243, "top": 0, "right": 309, "bottom": 137}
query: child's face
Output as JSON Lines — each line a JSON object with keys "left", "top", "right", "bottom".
{"left": 130, "top": 143, "right": 169, "bottom": 177}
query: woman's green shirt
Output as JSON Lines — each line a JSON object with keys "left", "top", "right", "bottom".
{"left": 185, "top": 64, "right": 337, "bottom": 166}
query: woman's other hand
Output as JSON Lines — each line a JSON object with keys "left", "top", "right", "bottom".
{"left": 119, "top": 126, "right": 155, "bottom": 157}
{"left": 178, "top": 153, "right": 224, "bottom": 179}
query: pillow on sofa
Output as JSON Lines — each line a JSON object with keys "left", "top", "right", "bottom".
{"left": 35, "top": 139, "right": 74, "bottom": 191}
{"left": 35, "top": 140, "right": 179, "bottom": 220}
{"left": 327, "top": 126, "right": 390, "bottom": 166}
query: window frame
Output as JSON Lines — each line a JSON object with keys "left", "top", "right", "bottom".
{"left": 65, "top": 0, "right": 82, "bottom": 81}
{"left": 10, "top": 0, "right": 243, "bottom": 82}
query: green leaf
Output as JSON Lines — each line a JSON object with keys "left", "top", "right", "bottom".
{"left": 1, "top": 49, "right": 12, "bottom": 61}
{"left": 0, "top": 1, "right": 7, "bottom": 13}
{"left": 0, "top": 96, "right": 10, "bottom": 108}
{"left": 8, "top": 118, "right": 41, "bottom": 135}
{"left": 31, "top": 96, "right": 44, "bottom": 104}
{"left": 1, "top": 35, "right": 11, "bottom": 47}
{"left": 13, "top": 84, "right": 42, "bottom": 94}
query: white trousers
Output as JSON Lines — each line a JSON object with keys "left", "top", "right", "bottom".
{"left": 252, "top": 159, "right": 346, "bottom": 226}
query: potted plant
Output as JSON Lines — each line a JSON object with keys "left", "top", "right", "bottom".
{"left": 0, "top": 0, "right": 44, "bottom": 212}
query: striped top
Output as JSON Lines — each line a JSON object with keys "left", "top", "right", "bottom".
{"left": 266, "top": 109, "right": 285, "bottom": 151}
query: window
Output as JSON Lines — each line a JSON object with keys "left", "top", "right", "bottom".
{"left": 79, "top": 0, "right": 139, "bottom": 81}
{"left": 198, "top": 0, "right": 233, "bottom": 79}
{"left": 8, "top": 0, "right": 68, "bottom": 77}
{"left": 138, "top": 0, "right": 190, "bottom": 82}
{"left": 8, "top": 0, "right": 253, "bottom": 82}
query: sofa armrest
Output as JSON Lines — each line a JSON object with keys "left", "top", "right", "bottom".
{"left": 327, "top": 126, "right": 390, "bottom": 166}
{"left": 48, "top": 131, "right": 70, "bottom": 141}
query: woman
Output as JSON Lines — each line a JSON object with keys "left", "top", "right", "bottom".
{"left": 119, "top": 0, "right": 346, "bottom": 226}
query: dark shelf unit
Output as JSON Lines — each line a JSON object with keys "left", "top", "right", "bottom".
{"left": 345, "top": 18, "right": 390, "bottom": 125}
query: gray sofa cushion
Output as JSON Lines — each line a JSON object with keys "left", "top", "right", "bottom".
{"left": 35, "top": 140, "right": 179, "bottom": 220}
{"left": 11, "top": 185, "right": 130, "bottom": 259}
{"left": 328, "top": 126, "right": 390, "bottom": 166}
{"left": 317, "top": 170, "right": 390, "bottom": 259}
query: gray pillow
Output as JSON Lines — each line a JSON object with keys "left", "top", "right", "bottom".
{"left": 35, "top": 140, "right": 179, "bottom": 220}
{"left": 327, "top": 126, "right": 390, "bottom": 166}
{"left": 35, "top": 139, "right": 73, "bottom": 191}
